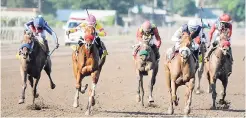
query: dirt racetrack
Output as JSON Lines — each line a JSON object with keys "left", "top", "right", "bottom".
{"left": 1, "top": 30, "right": 245, "bottom": 117}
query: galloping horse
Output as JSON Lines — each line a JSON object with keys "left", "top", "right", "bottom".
{"left": 195, "top": 36, "right": 207, "bottom": 94}
{"left": 18, "top": 33, "right": 55, "bottom": 105}
{"left": 133, "top": 36, "right": 158, "bottom": 106}
{"left": 163, "top": 32, "right": 197, "bottom": 115}
{"left": 204, "top": 32, "right": 232, "bottom": 109}
{"left": 72, "top": 25, "right": 106, "bottom": 115}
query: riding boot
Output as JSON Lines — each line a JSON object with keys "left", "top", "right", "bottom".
{"left": 44, "top": 40, "right": 50, "bottom": 56}
{"left": 151, "top": 45, "right": 160, "bottom": 60}
{"left": 193, "top": 49, "right": 199, "bottom": 69}
{"left": 229, "top": 47, "right": 233, "bottom": 62}
{"left": 227, "top": 47, "right": 233, "bottom": 76}
{"left": 95, "top": 37, "right": 108, "bottom": 57}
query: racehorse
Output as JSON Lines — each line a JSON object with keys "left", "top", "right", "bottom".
{"left": 133, "top": 36, "right": 159, "bottom": 106}
{"left": 18, "top": 33, "right": 55, "bottom": 105}
{"left": 72, "top": 25, "right": 106, "bottom": 115}
{"left": 163, "top": 32, "right": 197, "bottom": 115}
{"left": 204, "top": 32, "right": 232, "bottom": 109}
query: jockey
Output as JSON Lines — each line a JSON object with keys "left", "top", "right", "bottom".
{"left": 205, "top": 13, "right": 233, "bottom": 62}
{"left": 168, "top": 19, "right": 203, "bottom": 61}
{"left": 133, "top": 20, "right": 162, "bottom": 60}
{"left": 68, "top": 14, "right": 107, "bottom": 55}
{"left": 24, "top": 15, "right": 59, "bottom": 55}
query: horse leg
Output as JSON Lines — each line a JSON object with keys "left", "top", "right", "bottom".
{"left": 207, "top": 72, "right": 212, "bottom": 93}
{"left": 210, "top": 76, "right": 217, "bottom": 109}
{"left": 73, "top": 85, "right": 80, "bottom": 108}
{"left": 32, "top": 77, "right": 40, "bottom": 104}
{"left": 171, "top": 76, "right": 179, "bottom": 106}
{"left": 196, "top": 61, "right": 203, "bottom": 94}
{"left": 73, "top": 73, "right": 84, "bottom": 108}
{"left": 18, "top": 69, "right": 27, "bottom": 104}
{"left": 28, "top": 75, "right": 33, "bottom": 88}
{"left": 85, "top": 71, "right": 99, "bottom": 116}
{"left": 165, "top": 71, "right": 173, "bottom": 114}
{"left": 44, "top": 61, "right": 56, "bottom": 89}
{"left": 219, "top": 77, "right": 228, "bottom": 105}
{"left": 136, "top": 71, "right": 141, "bottom": 103}
{"left": 184, "top": 78, "right": 195, "bottom": 115}
{"left": 140, "top": 74, "right": 144, "bottom": 107}
{"left": 148, "top": 69, "right": 156, "bottom": 104}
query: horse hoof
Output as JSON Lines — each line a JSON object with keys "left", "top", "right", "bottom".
{"left": 80, "top": 84, "right": 88, "bottom": 94}
{"left": 184, "top": 108, "right": 190, "bottom": 115}
{"left": 141, "top": 101, "right": 144, "bottom": 107}
{"left": 174, "top": 98, "right": 179, "bottom": 106}
{"left": 18, "top": 99, "right": 25, "bottom": 104}
{"left": 195, "top": 90, "right": 201, "bottom": 94}
{"left": 141, "top": 103, "right": 144, "bottom": 107}
{"left": 73, "top": 102, "right": 78, "bottom": 108}
{"left": 210, "top": 106, "right": 216, "bottom": 110}
{"left": 219, "top": 99, "right": 225, "bottom": 105}
{"left": 148, "top": 96, "right": 154, "bottom": 103}
{"left": 167, "top": 107, "right": 174, "bottom": 115}
{"left": 51, "top": 84, "right": 56, "bottom": 89}
{"left": 136, "top": 95, "right": 141, "bottom": 102}
{"left": 85, "top": 110, "right": 91, "bottom": 116}
{"left": 35, "top": 93, "right": 39, "bottom": 98}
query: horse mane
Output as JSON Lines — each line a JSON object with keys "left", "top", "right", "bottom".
{"left": 219, "top": 32, "right": 229, "bottom": 42}
{"left": 85, "top": 25, "right": 96, "bottom": 36}
{"left": 22, "top": 34, "right": 32, "bottom": 44}
{"left": 180, "top": 32, "right": 191, "bottom": 47}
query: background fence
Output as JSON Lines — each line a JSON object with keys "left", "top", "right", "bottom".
{"left": 1, "top": 26, "right": 245, "bottom": 46}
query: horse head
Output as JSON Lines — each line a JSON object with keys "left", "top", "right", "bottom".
{"left": 84, "top": 34, "right": 95, "bottom": 50}
{"left": 179, "top": 32, "right": 192, "bottom": 63}
{"left": 219, "top": 33, "right": 231, "bottom": 56}
{"left": 142, "top": 34, "right": 152, "bottom": 45}
{"left": 84, "top": 25, "right": 96, "bottom": 50}
{"left": 20, "top": 34, "right": 34, "bottom": 61}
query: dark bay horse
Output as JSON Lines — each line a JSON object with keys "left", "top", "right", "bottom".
{"left": 18, "top": 34, "right": 55, "bottom": 105}
{"left": 204, "top": 33, "right": 232, "bottom": 109}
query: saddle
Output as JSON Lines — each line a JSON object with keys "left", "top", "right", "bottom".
{"left": 75, "top": 43, "right": 105, "bottom": 59}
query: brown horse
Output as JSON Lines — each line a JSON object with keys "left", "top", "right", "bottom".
{"left": 18, "top": 33, "right": 55, "bottom": 105}
{"left": 195, "top": 40, "right": 207, "bottom": 94}
{"left": 133, "top": 36, "right": 158, "bottom": 106}
{"left": 72, "top": 25, "right": 106, "bottom": 115}
{"left": 163, "top": 32, "right": 197, "bottom": 115}
{"left": 204, "top": 33, "right": 232, "bottom": 109}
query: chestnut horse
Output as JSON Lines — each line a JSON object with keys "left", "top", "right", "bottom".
{"left": 163, "top": 32, "right": 197, "bottom": 115}
{"left": 204, "top": 33, "right": 232, "bottom": 109}
{"left": 18, "top": 33, "right": 55, "bottom": 105}
{"left": 72, "top": 25, "right": 106, "bottom": 115}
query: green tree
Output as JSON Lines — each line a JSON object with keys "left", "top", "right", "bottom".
{"left": 220, "top": 0, "right": 245, "bottom": 22}
{"left": 173, "top": 0, "right": 197, "bottom": 16}
{"left": 5, "top": 0, "right": 37, "bottom": 8}
{"left": 157, "top": 0, "right": 164, "bottom": 9}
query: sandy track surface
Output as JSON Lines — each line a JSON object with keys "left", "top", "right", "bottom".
{"left": 1, "top": 36, "right": 245, "bottom": 117}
